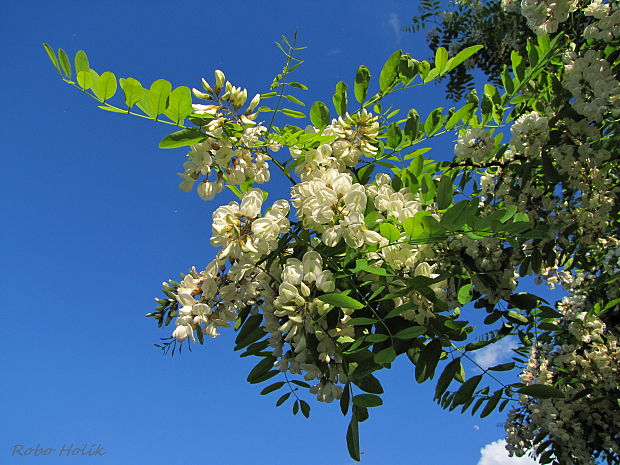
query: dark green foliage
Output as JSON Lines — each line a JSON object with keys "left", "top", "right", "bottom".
{"left": 405, "top": 0, "right": 531, "bottom": 100}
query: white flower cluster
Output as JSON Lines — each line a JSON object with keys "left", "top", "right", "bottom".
{"left": 547, "top": 117, "right": 617, "bottom": 241}
{"left": 366, "top": 173, "right": 421, "bottom": 224}
{"left": 289, "top": 110, "right": 379, "bottom": 181}
{"left": 169, "top": 260, "right": 250, "bottom": 342}
{"left": 584, "top": 0, "right": 620, "bottom": 41}
{"left": 211, "top": 189, "right": 290, "bottom": 262}
{"left": 291, "top": 169, "right": 383, "bottom": 248}
{"left": 562, "top": 49, "right": 620, "bottom": 122}
{"left": 454, "top": 128, "right": 495, "bottom": 162}
{"left": 366, "top": 173, "right": 447, "bottom": 323}
{"left": 168, "top": 189, "right": 289, "bottom": 343}
{"left": 509, "top": 112, "right": 549, "bottom": 158}
{"left": 520, "top": 0, "right": 579, "bottom": 35}
{"left": 178, "top": 70, "right": 272, "bottom": 200}
{"left": 505, "top": 303, "right": 620, "bottom": 464}
{"left": 262, "top": 251, "right": 350, "bottom": 403}
{"left": 448, "top": 235, "right": 519, "bottom": 304}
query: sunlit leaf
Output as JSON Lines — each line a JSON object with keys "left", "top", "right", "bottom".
{"left": 354, "top": 65, "right": 370, "bottom": 103}
{"left": 164, "top": 86, "right": 192, "bottom": 124}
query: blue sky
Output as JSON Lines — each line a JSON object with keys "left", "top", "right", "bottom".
{"left": 1, "top": 1, "right": 545, "bottom": 464}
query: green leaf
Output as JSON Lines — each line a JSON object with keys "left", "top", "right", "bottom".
{"left": 354, "top": 65, "right": 370, "bottom": 103}
{"left": 420, "top": 173, "right": 436, "bottom": 204}
{"left": 458, "top": 284, "right": 473, "bottom": 306}
{"left": 507, "top": 310, "right": 529, "bottom": 324}
{"left": 333, "top": 81, "right": 348, "bottom": 116}
{"left": 276, "top": 392, "right": 291, "bottom": 406}
{"left": 291, "top": 380, "right": 310, "bottom": 389}
{"left": 97, "top": 106, "right": 126, "bottom": 113}
{"left": 423, "top": 67, "right": 440, "bottom": 84}
{"left": 452, "top": 374, "right": 482, "bottom": 407}
{"left": 74, "top": 50, "right": 89, "bottom": 75}
{"left": 239, "top": 339, "right": 269, "bottom": 357}
{"left": 42, "top": 43, "right": 61, "bottom": 74}
{"left": 164, "top": 86, "right": 193, "bottom": 124}
{"left": 386, "top": 122, "right": 403, "bottom": 148}
{"left": 318, "top": 293, "right": 364, "bottom": 310}
{"left": 394, "top": 326, "right": 426, "bottom": 340}
{"left": 480, "top": 389, "right": 503, "bottom": 418}
{"left": 423, "top": 107, "right": 443, "bottom": 136}
{"left": 300, "top": 400, "right": 310, "bottom": 418}
{"left": 287, "top": 81, "right": 308, "bottom": 90}
{"left": 446, "top": 103, "right": 474, "bottom": 129}
{"left": 510, "top": 293, "right": 540, "bottom": 310}
{"left": 235, "top": 314, "right": 263, "bottom": 348}
{"left": 346, "top": 415, "right": 360, "bottom": 461}
{"left": 444, "top": 45, "right": 483, "bottom": 74}
{"left": 435, "top": 47, "right": 448, "bottom": 73}
{"left": 247, "top": 356, "right": 276, "bottom": 383}
{"left": 379, "top": 50, "right": 402, "bottom": 92}
{"left": 441, "top": 200, "right": 476, "bottom": 230}
{"left": 365, "top": 334, "right": 389, "bottom": 343}
{"left": 374, "top": 347, "right": 396, "bottom": 364}
{"left": 119, "top": 77, "right": 145, "bottom": 109}
{"left": 501, "top": 65, "right": 515, "bottom": 95}
{"left": 398, "top": 55, "right": 418, "bottom": 83}
{"left": 489, "top": 362, "right": 516, "bottom": 372}
{"left": 404, "top": 110, "right": 420, "bottom": 141}
{"left": 519, "top": 384, "right": 564, "bottom": 399}
{"left": 310, "top": 101, "right": 330, "bottom": 128}
{"left": 77, "top": 70, "right": 93, "bottom": 91}
{"left": 436, "top": 175, "right": 453, "bottom": 210}
{"left": 345, "top": 317, "right": 378, "bottom": 326}
{"left": 74, "top": 50, "right": 90, "bottom": 89}
{"left": 352, "top": 394, "right": 383, "bottom": 408}
{"left": 340, "top": 383, "right": 351, "bottom": 415}
{"left": 415, "top": 339, "right": 442, "bottom": 383}
{"left": 379, "top": 222, "right": 400, "bottom": 242}
{"left": 260, "top": 381, "right": 285, "bottom": 395}
{"left": 143, "top": 79, "right": 172, "bottom": 118}
{"left": 434, "top": 358, "right": 461, "bottom": 399}
{"left": 353, "top": 374, "right": 384, "bottom": 394}
{"left": 281, "top": 108, "right": 306, "bottom": 118}
{"left": 159, "top": 128, "right": 207, "bottom": 149}
{"left": 284, "top": 94, "right": 304, "bottom": 106}
{"left": 58, "top": 48, "right": 72, "bottom": 79}
{"left": 93, "top": 71, "right": 117, "bottom": 102}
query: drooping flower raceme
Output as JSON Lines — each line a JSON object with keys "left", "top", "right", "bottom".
{"left": 261, "top": 251, "right": 350, "bottom": 403}
{"left": 178, "top": 70, "right": 272, "bottom": 200}
{"left": 562, "top": 49, "right": 620, "bottom": 122}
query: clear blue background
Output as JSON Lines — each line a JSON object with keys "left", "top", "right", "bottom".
{"left": 1, "top": 1, "right": 545, "bottom": 464}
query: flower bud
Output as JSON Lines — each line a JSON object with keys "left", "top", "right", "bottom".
{"left": 192, "top": 88, "right": 210, "bottom": 100}
{"left": 247, "top": 94, "right": 261, "bottom": 113}
{"left": 201, "top": 78, "right": 213, "bottom": 94}
{"left": 214, "top": 70, "right": 226, "bottom": 93}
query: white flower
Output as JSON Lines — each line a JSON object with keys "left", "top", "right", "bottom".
{"left": 455, "top": 128, "right": 494, "bottom": 162}
{"left": 240, "top": 189, "right": 264, "bottom": 218}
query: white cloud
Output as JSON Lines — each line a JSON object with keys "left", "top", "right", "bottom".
{"left": 478, "top": 439, "right": 538, "bottom": 465}
{"left": 327, "top": 48, "right": 343, "bottom": 56}
{"left": 387, "top": 12, "right": 400, "bottom": 42}
{"left": 473, "top": 337, "right": 518, "bottom": 370}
